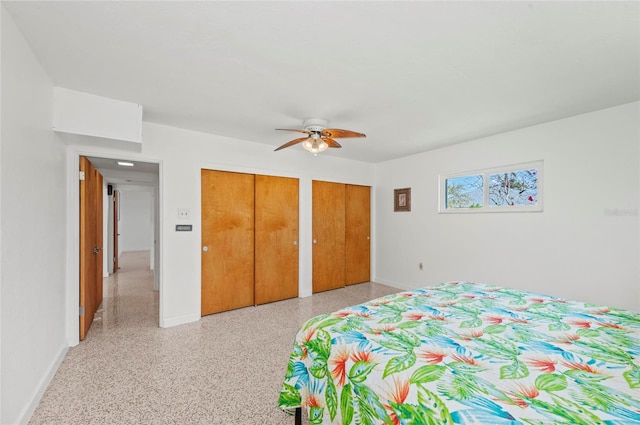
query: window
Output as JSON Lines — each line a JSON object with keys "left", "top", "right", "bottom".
{"left": 440, "top": 161, "right": 543, "bottom": 213}
{"left": 445, "top": 174, "right": 484, "bottom": 209}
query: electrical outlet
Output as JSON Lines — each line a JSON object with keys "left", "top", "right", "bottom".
{"left": 178, "top": 208, "right": 191, "bottom": 219}
{"left": 419, "top": 262, "right": 424, "bottom": 270}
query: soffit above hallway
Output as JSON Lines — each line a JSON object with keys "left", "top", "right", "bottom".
{"left": 3, "top": 1, "right": 639, "bottom": 163}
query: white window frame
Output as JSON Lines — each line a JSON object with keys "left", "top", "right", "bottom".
{"left": 439, "top": 160, "right": 544, "bottom": 213}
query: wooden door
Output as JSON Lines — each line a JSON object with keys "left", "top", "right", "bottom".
{"left": 345, "top": 184, "right": 371, "bottom": 285}
{"left": 79, "top": 156, "right": 103, "bottom": 341}
{"left": 255, "top": 175, "right": 299, "bottom": 305}
{"left": 201, "top": 170, "right": 255, "bottom": 315}
{"left": 312, "top": 181, "right": 345, "bottom": 293}
{"left": 113, "top": 190, "right": 119, "bottom": 272}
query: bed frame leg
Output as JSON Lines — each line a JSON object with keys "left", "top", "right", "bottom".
{"left": 295, "top": 407, "right": 301, "bottom": 425}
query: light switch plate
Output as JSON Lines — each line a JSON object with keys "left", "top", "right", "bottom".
{"left": 178, "top": 208, "right": 190, "bottom": 219}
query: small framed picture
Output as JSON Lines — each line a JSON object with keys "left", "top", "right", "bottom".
{"left": 394, "top": 188, "right": 411, "bottom": 212}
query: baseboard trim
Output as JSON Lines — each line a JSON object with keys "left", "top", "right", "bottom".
{"left": 160, "top": 312, "right": 200, "bottom": 328}
{"left": 372, "top": 278, "right": 414, "bottom": 291}
{"left": 17, "top": 344, "right": 68, "bottom": 425}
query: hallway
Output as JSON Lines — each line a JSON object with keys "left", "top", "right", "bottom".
{"left": 98, "top": 250, "right": 159, "bottom": 331}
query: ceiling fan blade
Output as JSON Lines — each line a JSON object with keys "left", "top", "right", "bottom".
{"left": 276, "top": 128, "right": 312, "bottom": 135}
{"left": 321, "top": 128, "right": 366, "bottom": 139}
{"left": 323, "top": 137, "right": 342, "bottom": 148}
{"left": 274, "top": 137, "right": 309, "bottom": 151}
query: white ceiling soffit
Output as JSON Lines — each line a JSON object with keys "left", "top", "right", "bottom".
{"left": 4, "top": 1, "right": 639, "bottom": 163}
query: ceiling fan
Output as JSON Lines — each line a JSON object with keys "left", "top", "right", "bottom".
{"left": 274, "top": 118, "right": 366, "bottom": 155}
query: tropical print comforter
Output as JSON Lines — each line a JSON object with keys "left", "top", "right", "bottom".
{"left": 278, "top": 281, "right": 640, "bottom": 424}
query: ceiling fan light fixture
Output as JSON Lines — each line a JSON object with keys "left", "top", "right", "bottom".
{"left": 301, "top": 121, "right": 329, "bottom": 155}
{"left": 303, "top": 138, "right": 328, "bottom": 155}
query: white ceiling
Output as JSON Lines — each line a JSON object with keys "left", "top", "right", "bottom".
{"left": 86, "top": 156, "right": 159, "bottom": 187}
{"left": 4, "top": 1, "right": 639, "bottom": 163}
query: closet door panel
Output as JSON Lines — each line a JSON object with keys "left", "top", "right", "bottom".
{"left": 312, "top": 181, "right": 346, "bottom": 293}
{"left": 255, "top": 175, "right": 299, "bottom": 305}
{"left": 345, "top": 184, "right": 371, "bottom": 285}
{"left": 201, "top": 170, "right": 255, "bottom": 316}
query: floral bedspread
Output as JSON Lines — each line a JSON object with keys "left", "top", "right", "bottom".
{"left": 278, "top": 281, "right": 640, "bottom": 424}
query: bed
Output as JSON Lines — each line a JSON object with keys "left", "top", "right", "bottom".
{"left": 278, "top": 281, "right": 640, "bottom": 424}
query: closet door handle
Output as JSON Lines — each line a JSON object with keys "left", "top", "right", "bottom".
{"left": 202, "top": 246, "right": 209, "bottom": 252}
{"left": 313, "top": 239, "right": 317, "bottom": 244}
{"left": 293, "top": 240, "right": 298, "bottom": 246}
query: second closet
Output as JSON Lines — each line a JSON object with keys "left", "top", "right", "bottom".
{"left": 312, "top": 180, "right": 371, "bottom": 293}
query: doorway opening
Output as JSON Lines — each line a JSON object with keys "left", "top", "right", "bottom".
{"left": 74, "top": 154, "right": 161, "bottom": 343}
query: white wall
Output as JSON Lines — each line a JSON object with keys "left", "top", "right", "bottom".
{"left": 1, "top": 8, "right": 68, "bottom": 424}
{"left": 118, "top": 189, "right": 152, "bottom": 254}
{"left": 65, "top": 121, "right": 376, "bottom": 333}
{"left": 374, "top": 102, "right": 640, "bottom": 312}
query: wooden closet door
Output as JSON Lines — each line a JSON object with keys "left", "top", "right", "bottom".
{"left": 201, "top": 170, "right": 255, "bottom": 316}
{"left": 312, "top": 181, "right": 345, "bottom": 293}
{"left": 255, "top": 175, "right": 299, "bottom": 305}
{"left": 345, "top": 184, "right": 371, "bottom": 285}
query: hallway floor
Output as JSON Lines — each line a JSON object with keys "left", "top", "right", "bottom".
{"left": 28, "top": 251, "right": 400, "bottom": 424}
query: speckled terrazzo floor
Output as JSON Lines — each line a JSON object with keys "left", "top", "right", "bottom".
{"left": 28, "top": 251, "right": 400, "bottom": 425}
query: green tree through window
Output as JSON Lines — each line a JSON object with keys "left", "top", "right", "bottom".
{"left": 446, "top": 175, "right": 483, "bottom": 208}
